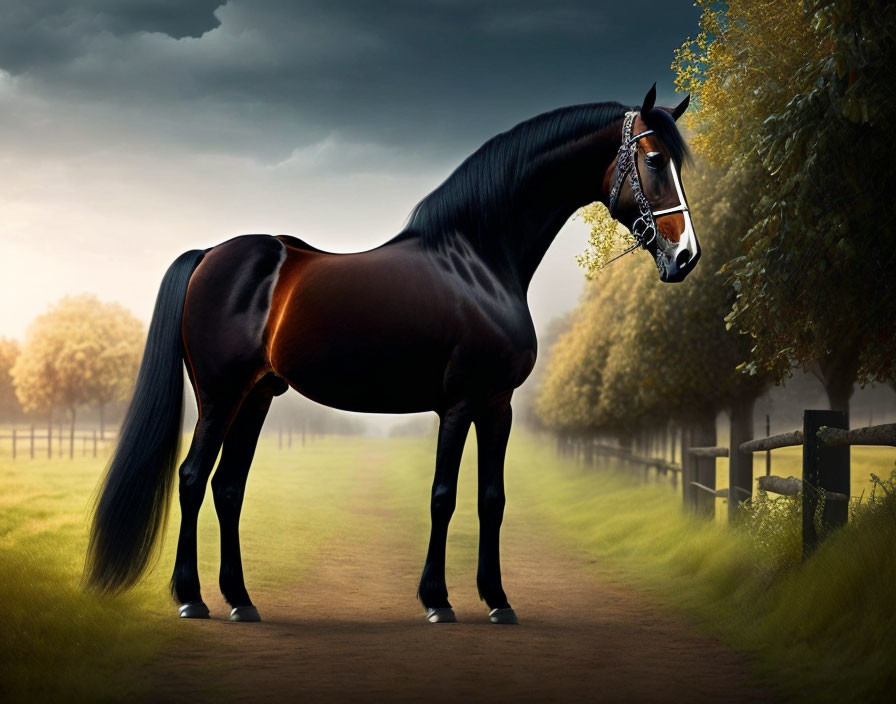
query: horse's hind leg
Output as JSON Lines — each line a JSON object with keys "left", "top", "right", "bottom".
{"left": 173, "top": 234, "right": 285, "bottom": 618}
{"left": 211, "top": 373, "right": 287, "bottom": 622}
{"left": 171, "top": 393, "right": 244, "bottom": 618}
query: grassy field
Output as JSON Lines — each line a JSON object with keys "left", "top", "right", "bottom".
{"left": 0, "top": 437, "right": 372, "bottom": 702}
{"left": 1, "top": 430, "right": 894, "bottom": 702}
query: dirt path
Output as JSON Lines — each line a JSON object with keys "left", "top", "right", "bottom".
{"left": 149, "top": 471, "right": 775, "bottom": 703}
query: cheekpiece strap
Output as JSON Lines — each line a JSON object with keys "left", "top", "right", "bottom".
{"left": 607, "top": 111, "right": 658, "bottom": 250}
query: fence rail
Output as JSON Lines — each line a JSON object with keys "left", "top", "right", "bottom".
{"left": 689, "top": 446, "right": 729, "bottom": 458}
{"left": 816, "top": 423, "right": 896, "bottom": 447}
{"left": 555, "top": 434, "right": 682, "bottom": 488}
{"left": 739, "top": 430, "right": 803, "bottom": 453}
{"left": 0, "top": 426, "right": 114, "bottom": 460}
{"left": 685, "top": 411, "right": 896, "bottom": 556}
{"left": 558, "top": 411, "right": 894, "bottom": 559}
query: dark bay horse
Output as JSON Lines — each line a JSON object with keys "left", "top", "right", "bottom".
{"left": 87, "top": 86, "right": 698, "bottom": 624}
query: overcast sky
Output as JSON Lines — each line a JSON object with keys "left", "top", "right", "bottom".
{"left": 0, "top": 0, "right": 698, "bottom": 340}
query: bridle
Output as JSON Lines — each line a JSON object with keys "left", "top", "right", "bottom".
{"left": 606, "top": 111, "right": 690, "bottom": 263}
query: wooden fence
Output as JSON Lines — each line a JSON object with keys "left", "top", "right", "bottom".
{"left": 556, "top": 410, "right": 896, "bottom": 556}
{"left": 556, "top": 434, "right": 682, "bottom": 487}
{"left": 0, "top": 426, "right": 115, "bottom": 460}
{"left": 685, "top": 410, "right": 896, "bottom": 556}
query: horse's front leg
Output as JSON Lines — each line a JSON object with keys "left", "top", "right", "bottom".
{"left": 474, "top": 395, "right": 517, "bottom": 624}
{"left": 419, "top": 401, "right": 472, "bottom": 623}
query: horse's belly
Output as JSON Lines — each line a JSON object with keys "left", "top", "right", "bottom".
{"left": 274, "top": 342, "right": 447, "bottom": 413}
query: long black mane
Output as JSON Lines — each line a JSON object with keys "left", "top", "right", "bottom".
{"left": 401, "top": 101, "right": 688, "bottom": 252}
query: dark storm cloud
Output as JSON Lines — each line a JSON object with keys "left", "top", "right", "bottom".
{"left": 0, "top": 0, "right": 221, "bottom": 71}
{"left": 0, "top": 1, "right": 698, "bottom": 162}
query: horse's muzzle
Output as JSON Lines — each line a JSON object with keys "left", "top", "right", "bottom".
{"left": 657, "top": 243, "right": 700, "bottom": 283}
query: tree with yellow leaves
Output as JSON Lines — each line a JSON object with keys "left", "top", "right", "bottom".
{"left": 674, "top": 0, "right": 896, "bottom": 410}
{"left": 0, "top": 337, "right": 22, "bottom": 422}
{"left": 11, "top": 296, "right": 144, "bottom": 448}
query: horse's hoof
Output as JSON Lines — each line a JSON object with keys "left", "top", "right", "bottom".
{"left": 229, "top": 605, "right": 261, "bottom": 622}
{"left": 425, "top": 607, "right": 457, "bottom": 623}
{"left": 489, "top": 607, "right": 518, "bottom": 625}
{"left": 178, "top": 601, "right": 210, "bottom": 619}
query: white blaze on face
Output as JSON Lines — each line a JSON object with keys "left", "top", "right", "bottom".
{"left": 654, "top": 160, "right": 698, "bottom": 271}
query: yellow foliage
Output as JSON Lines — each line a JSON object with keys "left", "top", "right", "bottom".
{"left": 0, "top": 337, "right": 21, "bottom": 418}
{"left": 575, "top": 203, "right": 637, "bottom": 277}
{"left": 11, "top": 295, "right": 145, "bottom": 415}
{"left": 672, "top": 0, "right": 823, "bottom": 164}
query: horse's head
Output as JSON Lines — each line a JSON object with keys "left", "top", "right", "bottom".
{"left": 605, "top": 85, "right": 699, "bottom": 283}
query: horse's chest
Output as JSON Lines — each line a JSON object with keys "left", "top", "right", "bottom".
{"left": 451, "top": 304, "right": 537, "bottom": 391}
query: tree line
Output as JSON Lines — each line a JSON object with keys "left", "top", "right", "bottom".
{"left": 0, "top": 296, "right": 144, "bottom": 439}
{"left": 534, "top": 0, "right": 895, "bottom": 447}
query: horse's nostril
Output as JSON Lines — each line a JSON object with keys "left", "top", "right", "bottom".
{"left": 675, "top": 249, "right": 691, "bottom": 269}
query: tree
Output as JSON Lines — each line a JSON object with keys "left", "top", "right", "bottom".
{"left": 0, "top": 337, "right": 22, "bottom": 422}
{"left": 535, "top": 259, "right": 633, "bottom": 436}
{"left": 87, "top": 303, "right": 145, "bottom": 438}
{"left": 12, "top": 296, "right": 144, "bottom": 449}
{"left": 674, "top": 0, "right": 896, "bottom": 412}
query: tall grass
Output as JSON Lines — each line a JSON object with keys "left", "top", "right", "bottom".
{"left": 507, "top": 432, "right": 896, "bottom": 702}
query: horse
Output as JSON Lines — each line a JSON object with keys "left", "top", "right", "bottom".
{"left": 86, "top": 85, "right": 698, "bottom": 625}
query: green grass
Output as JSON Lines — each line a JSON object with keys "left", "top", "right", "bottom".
{"left": 505, "top": 432, "right": 896, "bottom": 703}
{"left": 0, "top": 436, "right": 367, "bottom": 702}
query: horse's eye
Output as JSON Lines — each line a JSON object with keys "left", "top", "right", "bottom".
{"left": 645, "top": 151, "right": 665, "bottom": 171}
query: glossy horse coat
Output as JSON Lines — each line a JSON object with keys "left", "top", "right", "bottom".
{"left": 87, "top": 89, "right": 697, "bottom": 624}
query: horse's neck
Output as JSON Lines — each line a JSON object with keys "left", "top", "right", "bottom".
{"left": 500, "top": 132, "right": 619, "bottom": 289}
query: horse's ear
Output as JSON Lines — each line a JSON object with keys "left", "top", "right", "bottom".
{"left": 671, "top": 94, "right": 690, "bottom": 121}
{"left": 640, "top": 83, "right": 656, "bottom": 115}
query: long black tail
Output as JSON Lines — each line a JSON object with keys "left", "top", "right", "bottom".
{"left": 85, "top": 249, "right": 206, "bottom": 593}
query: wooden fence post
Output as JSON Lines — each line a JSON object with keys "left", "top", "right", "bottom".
{"left": 681, "top": 427, "right": 693, "bottom": 511}
{"left": 802, "top": 409, "right": 849, "bottom": 557}
{"left": 693, "top": 419, "right": 717, "bottom": 519}
{"left": 728, "top": 396, "right": 755, "bottom": 522}
{"left": 93, "top": 429, "right": 98, "bottom": 458}
{"left": 694, "top": 454, "right": 716, "bottom": 518}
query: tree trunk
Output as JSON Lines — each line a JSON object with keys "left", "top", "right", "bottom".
{"left": 812, "top": 350, "right": 859, "bottom": 417}
{"left": 47, "top": 411, "right": 52, "bottom": 459}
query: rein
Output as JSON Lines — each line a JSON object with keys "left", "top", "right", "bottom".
{"left": 605, "top": 110, "right": 689, "bottom": 265}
